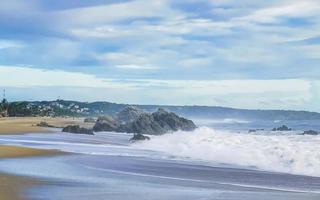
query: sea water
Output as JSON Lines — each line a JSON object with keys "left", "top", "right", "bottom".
{"left": 0, "top": 119, "right": 320, "bottom": 199}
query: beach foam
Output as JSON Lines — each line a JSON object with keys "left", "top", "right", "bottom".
{"left": 135, "top": 127, "right": 320, "bottom": 177}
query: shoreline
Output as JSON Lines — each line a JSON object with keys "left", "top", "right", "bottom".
{"left": 0, "top": 173, "right": 38, "bottom": 200}
{"left": 0, "top": 145, "right": 63, "bottom": 200}
{"left": 0, "top": 116, "right": 89, "bottom": 199}
{"left": 0, "top": 117, "right": 74, "bottom": 200}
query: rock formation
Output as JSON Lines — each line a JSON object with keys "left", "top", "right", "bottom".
{"left": 122, "top": 109, "right": 197, "bottom": 135}
{"left": 93, "top": 108, "right": 197, "bottom": 135}
{"left": 116, "top": 106, "right": 143, "bottom": 123}
{"left": 62, "top": 125, "right": 94, "bottom": 135}
{"left": 93, "top": 116, "right": 119, "bottom": 132}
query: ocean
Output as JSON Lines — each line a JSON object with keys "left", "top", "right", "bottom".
{"left": 0, "top": 119, "right": 319, "bottom": 199}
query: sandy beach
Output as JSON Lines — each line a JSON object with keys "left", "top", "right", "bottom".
{"left": 0, "top": 173, "right": 36, "bottom": 200}
{"left": 0, "top": 117, "right": 91, "bottom": 135}
{"left": 0, "top": 145, "right": 61, "bottom": 200}
{"left": 0, "top": 117, "right": 72, "bottom": 200}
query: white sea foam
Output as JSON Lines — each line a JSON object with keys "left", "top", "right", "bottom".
{"left": 194, "top": 118, "right": 250, "bottom": 125}
{"left": 135, "top": 127, "right": 320, "bottom": 177}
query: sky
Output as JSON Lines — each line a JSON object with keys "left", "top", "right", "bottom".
{"left": 0, "top": 0, "right": 320, "bottom": 111}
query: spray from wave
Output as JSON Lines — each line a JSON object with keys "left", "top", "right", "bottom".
{"left": 134, "top": 127, "right": 320, "bottom": 177}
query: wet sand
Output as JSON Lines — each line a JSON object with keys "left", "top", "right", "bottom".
{"left": 0, "top": 118, "right": 68, "bottom": 200}
{"left": 0, "top": 145, "right": 61, "bottom": 200}
{"left": 0, "top": 145, "right": 61, "bottom": 159}
{"left": 0, "top": 173, "right": 37, "bottom": 200}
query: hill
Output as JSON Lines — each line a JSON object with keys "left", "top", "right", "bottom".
{"left": 2, "top": 100, "right": 320, "bottom": 120}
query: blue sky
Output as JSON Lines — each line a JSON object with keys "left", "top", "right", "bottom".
{"left": 0, "top": 0, "right": 320, "bottom": 111}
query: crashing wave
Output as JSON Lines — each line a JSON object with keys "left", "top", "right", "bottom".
{"left": 135, "top": 127, "right": 320, "bottom": 177}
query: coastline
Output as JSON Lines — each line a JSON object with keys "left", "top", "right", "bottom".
{"left": 0, "top": 117, "right": 72, "bottom": 200}
{"left": 0, "top": 145, "right": 62, "bottom": 200}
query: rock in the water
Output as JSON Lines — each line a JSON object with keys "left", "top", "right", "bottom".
{"left": 129, "top": 133, "right": 150, "bottom": 141}
{"left": 62, "top": 125, "right": 94, "bottom": 135}
{"left": 248, "top": 128, "right": 264, "bottom": 133}
{"left": 93, "top": 108, "right": 197, "bottom": 135}
{"left": 121, "top": 113, "right": 163, "bottom": 135}
{"left": 302, "top": 130, "right": 319, "bottom": 135}
{"left": 93, "top": 116, "right": 119, "bottom": 132}
{"left": 272, "top": 125, "right": 292, "bottom": 131}
{"left": 116, "top": 106, "right": 143, "bottom": 123}
{"left": 122, "top": 108, "right": 197, "bottom": 135}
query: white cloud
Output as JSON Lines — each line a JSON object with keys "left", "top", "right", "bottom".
{"left": 0, "top": 40, "right": 24, "bottom": 49}
{"left": 0, "top": 65, "right": 132, "bottom": 89}
{"left": 55, "top": 0, "right": 183, "bottom": 26}
{"left": 115, "top": 64, "right": 158, "bottom": 70}
{"left": 0, "top": 66, "right": 315, "bottom": 110}
{"left": 234, "top": 1, "right": 320, "bottom": 24}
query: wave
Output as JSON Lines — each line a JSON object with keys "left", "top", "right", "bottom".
{"left": 134, "top": 127, "right": 320, "bottom": 177}
{"left": 194, "top": 118, "right": 250, "bottom": 125}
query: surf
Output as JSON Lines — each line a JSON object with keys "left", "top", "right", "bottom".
{"left": 135, "top": 127, "right": 320, "bottom": 177}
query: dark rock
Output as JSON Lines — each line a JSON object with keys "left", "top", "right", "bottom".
{"left": 152, "top": 108, "right": 196, "bottom": 132}
{"left": 121, "top": 113, "right": 163, "bottom": 135}
{"left": 248, "top": 128, "right": 264, "bottom": 133}
{"left": 116, "top": 106, "right": 143, "bottom": 123}
{"left": 84, "top": 117, "right": 95, "bottom": 123}
{"left": 93, "top": 108, "right": 197, "bottom": 135}
{"left": 302, "top": 130, "right": 319, "bottom": 135}
{"left": 272, "top": 125, "right": 292, "bottom": 131}
{"left": 62, "top": 125, "right": 94, "bottom": 135}
{"left": 122, "top": 108, "right": 197, "bottom": 135}
{"left": 129, "top": 133, "right": 150, "bottom": 141}
{"left": 36, "top": 121, "right": 56, "bottom": 128}
{"left": 93, "top": 116, "right": 119, "bottom": 132}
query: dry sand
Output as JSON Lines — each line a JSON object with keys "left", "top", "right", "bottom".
{"left": 0, "top": 117, "right": 93, "bottom": 135}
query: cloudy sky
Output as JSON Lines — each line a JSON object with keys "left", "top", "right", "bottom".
{"left": 0, "top": 0, "right": 320, "bottom": 111}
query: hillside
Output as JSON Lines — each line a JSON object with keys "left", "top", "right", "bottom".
{"left": 2, "top": 100, "right": 320, "bottom": 120}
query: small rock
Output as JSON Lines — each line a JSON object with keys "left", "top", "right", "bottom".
{"left": 302, "top": 130, "right": 319, "bottom": 135}
{"left": 248, "top": 129, "right": 264, "bottom": 133}
{"left": 272, "top": 125, "right": 292, "bottom": 131}
{"left": 130, "top": 133, "right": 150, "bottom": 141}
